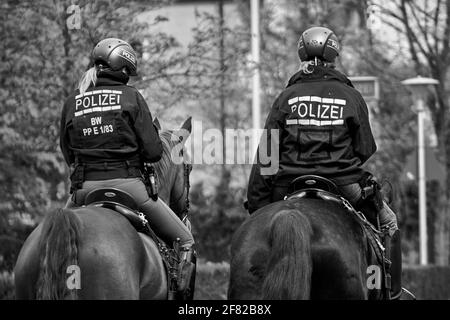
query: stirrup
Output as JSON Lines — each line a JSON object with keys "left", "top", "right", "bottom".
{"left": 400, "top": 287, "right": 416, "bottom": 300}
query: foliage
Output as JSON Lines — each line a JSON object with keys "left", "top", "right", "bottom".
{"left": 375, "top": 0, "right": 450, "bottom": 264}
{"left": 190, "top": 181, "right": 246, "bottom": 262}
{"left": 403, "top": 264, "right": 450, "bottom": 300}
{"left": 194, "top": 261, "right": 230, "bottom": 300}
{"left": 0, "top": 272, "right": 15, "bottom": 300}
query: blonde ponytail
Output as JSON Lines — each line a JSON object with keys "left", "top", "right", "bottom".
{"left": 78, "top": 66, "right": 97, "bottom": 94}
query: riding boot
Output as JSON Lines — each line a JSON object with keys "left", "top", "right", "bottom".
{"left": 177, "top": 245, "right": 197, "bottom": 300}
{"left": 384, "top": 229, "right": 402, "bottom": 300}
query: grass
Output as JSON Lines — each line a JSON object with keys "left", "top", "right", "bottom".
{"left": 2, "top": 263, "right": 450, "bottom": 300}
{"left": 194, "top": 261, "right": 229, "bottom": 300}
{"left": 0, "top": 261, "right": 231, "bottom": 300}
{"left": 0, "top": 271, "right": 14, "bottom": 300}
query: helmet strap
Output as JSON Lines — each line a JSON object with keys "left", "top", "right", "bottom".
{"left": 314, "top": 57, "right": 318, "bottom": 66}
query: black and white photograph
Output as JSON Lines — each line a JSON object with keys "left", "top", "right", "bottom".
{"left": 1, "top": 0, "right": 450, "bottom": 310}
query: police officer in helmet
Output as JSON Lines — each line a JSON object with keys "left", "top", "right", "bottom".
{"left": 59, "top": 38, "right": 195, "bottom": 298}
{"left": 247, "top": 26, "right": 403, "bottom": 299}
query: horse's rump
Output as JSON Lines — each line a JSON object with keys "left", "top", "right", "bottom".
{"left": 229, "top": 198, "right": 369, "bottom": 300}
{"left": 15, "top": 206, "right": 166, "bottom": 299}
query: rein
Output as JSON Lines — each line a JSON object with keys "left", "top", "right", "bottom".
{"left": 154, "top": 131, "right": 192, "bottom": 219}
{"left": 170, "top": 162, "right": 191, "bottom": 219}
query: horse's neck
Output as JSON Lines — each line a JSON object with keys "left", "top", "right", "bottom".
{"left": 156, "top": 169, "right": 174, "bottom": 204}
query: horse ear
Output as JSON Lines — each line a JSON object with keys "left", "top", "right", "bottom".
{"left": 175, "top": 117, "right": 192, "bottom": 145}
{"left": 153, "top": 117, "right": 161, "bottom": 131}
{"left": 181, "top": 116, "right": 192, "bottom": 134}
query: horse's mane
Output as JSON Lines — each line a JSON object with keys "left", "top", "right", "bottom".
{"left": 153, "top": 130, "right": 180, "bottom": 188}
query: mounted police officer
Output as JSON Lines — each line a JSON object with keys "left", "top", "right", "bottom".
{"left": 59, "top": 38, "right": 195, "bottom": 298}
{"left": 247, "top": 27, "right": 403, "bottom": 299}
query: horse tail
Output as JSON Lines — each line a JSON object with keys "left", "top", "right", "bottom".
{"left": 36, "top": 208, "right": 81, "bottom": 300}
{"left": 262, "top": 209, "right": 312, "bottom": 299}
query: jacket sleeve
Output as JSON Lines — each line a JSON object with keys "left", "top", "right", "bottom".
{"left": 247, "top": 96, "right": 283, "bottom": 214}
{"left": 59, "top": 100, "right": 74, "bottom": 166}
{"left": 351, "top": 92, "right": 377, "bottom": 164}
{"left": 133, "top": 90, "right": 163, "bottom": 163}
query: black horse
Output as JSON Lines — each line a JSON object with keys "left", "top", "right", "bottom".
{"left": 228, "top": 177, "right": 387, "bottom": 300}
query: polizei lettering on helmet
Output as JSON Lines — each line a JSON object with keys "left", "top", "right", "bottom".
{"left": 327, "top": 38, "right": 339, "bottom": 51}
{"left": 120, "top": 49, "right": 136, "bottom": 64}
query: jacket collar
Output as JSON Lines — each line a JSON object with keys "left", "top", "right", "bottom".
{"left": 95, "top": 68, "right": 130, "bottom": 86}
{"left": 286, "top": 66, "right": 354, "bottom": 88}
{"left": 95, "top": 76, "right": 126, "bottom": 87}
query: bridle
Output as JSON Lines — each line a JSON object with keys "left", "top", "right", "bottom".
{"left": 179, "top": 162, "right": 192, "bottom": 219}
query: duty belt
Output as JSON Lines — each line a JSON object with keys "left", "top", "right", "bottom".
{"left": 70, "top": 159, "right": 142, "bottom": 193}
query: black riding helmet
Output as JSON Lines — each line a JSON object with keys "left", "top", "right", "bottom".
{"left": 92, "top": 38, "right": 138, "bottom": 76}
{"left": 297, "top": 26, "right": 340, "bottom": 63}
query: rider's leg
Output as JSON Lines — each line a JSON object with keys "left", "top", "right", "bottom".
{"left": 139, "top": 195, "right": 196, "bottom": 299}
{"left": 379, "top": 202, "right": 399, "bottom": 235}
{"left": 75, "top": 178, "right": 194, "bottom": 246}
{"left": 340, "top": 183, "right": 402, "bottom": 299}
{"left": 338, "top": 183, "right": 362, "bottom": 205}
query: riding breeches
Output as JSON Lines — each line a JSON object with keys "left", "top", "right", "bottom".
{"left": 339, "top": 183, "right": 398, "bottom": 234}
{"left": 69, "top": 177, "right": 194, "bottom": 248}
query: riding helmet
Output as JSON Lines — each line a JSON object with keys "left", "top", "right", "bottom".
{"left": 92, "top": 38, "right": 138, "bottom": 76}
{"left": 297, "top": 26, "right": 340, "bottom": 62}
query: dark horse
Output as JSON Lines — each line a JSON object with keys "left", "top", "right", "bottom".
{"left": 14, "top": 118, "right": 193, "bottom": 299}
{"left": 228, "top": 184, "right": 385, "bottom": 300}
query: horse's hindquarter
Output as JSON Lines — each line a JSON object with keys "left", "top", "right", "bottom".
{"left": 304, "top": 199, "right": 368, "bottom": 299}
{"left": 71, "top": 207, "right": 146, "bottom": 299}
{"left": 14, "top": 223, "right": 43, "bottom": 299}
{"left": 229, "top": 198, "right": 369, "bottom": 300}
{"left": 229, "top": 203, "right": 289, "bottom": 299}
{"left": 15, "top": 206, "right": 163, "bottom": 300}
{"left": 79, "top": 207, "right": 167, "bottom": 299}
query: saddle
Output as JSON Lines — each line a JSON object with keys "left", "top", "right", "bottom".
{"left": 285, "top": 175, "right": 389, "bottom": 293}
{"left": 83, "top": 188, "right": 181, "bottom": 299}
{"left": 286, "top": 175, "right": 380, "bottom": 232}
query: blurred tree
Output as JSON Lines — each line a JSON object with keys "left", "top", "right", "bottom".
{"left": 375, "top": 0, "right": 450, "bottom": 265}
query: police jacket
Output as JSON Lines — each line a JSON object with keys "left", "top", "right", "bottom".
{"left": 60, "top": 71, "right": 163, "bottom": 180}
{"left": 247, "top": 66, "right": 377, "bottom": 213}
